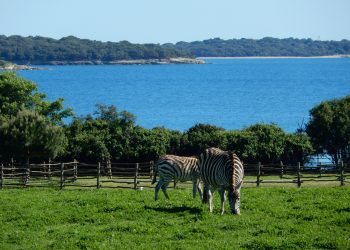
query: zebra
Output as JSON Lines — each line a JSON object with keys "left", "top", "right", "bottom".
{"left": 151, "top": 155, "right": 202, "bottom": 201}
{"left": 199, "top": 147, "right": 244, "bottom": 215}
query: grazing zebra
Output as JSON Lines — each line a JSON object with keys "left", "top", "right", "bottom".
{"left": 199, "top": 147, "right": 244, "bottom": 215}
{"left": 151, "top": 155, "right": 202, "bottom": 201}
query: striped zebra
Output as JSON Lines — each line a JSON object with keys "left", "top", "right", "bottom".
{"left": 199, "top": 147, "right": 244, "bottom": 215}
{"left": 151, "top": 155, "right": 202, "bottom": 201}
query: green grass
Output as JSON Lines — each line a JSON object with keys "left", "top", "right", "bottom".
{"left": 1, "top": 187, "right": 349, "bottom": 249}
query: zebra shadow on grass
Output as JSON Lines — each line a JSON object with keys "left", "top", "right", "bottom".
{"left": 144, "top": 205, "right": 202, "bottom": 214}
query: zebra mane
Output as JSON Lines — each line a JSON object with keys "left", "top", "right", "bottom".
{"left": 228, "top": 150, "right": 236, "bottom": 192}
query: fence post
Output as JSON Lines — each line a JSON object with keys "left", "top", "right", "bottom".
{"left": 257, "top": 162, "right": 261, "bottom": 187}
{"left": 134, "top": 163, "right": 139, "bottom": 190}
{"left": 150, "top": 161, "right": 154, "bottom": 180}
{"left": 60, "top": 163, "right": 64, "bottom": 190}
{"left": 43, "top": 161, "right": 47, "bottom": 178}
{"left": 97, "top": 162, "right": 101, "bottom": 189}
{"left": 24, "top": 160, "right": 30, "bottom": 187}
{"left": 297, "top": 162, "right": 301, "bottom": 187}
{"left": 73, "top": 159, "right": 78, "bottom": 181}
{"left": 0, "top": 164, "right": 3, "bottom": 189}
{"left": 340, "top": 161, "right": 344, "bottom": 186}
{"left": 48, "top": 158, "right": 52, "bottom": 180}
{"left": 319, "top": 162, "right": 322, "bottom": 177}
{"left": 107, "top": 160, "right": 112, "bottom": 179}
{"left": 280, "top": 161, "right": 284, "bottom": 178}
{"left": 11, "top": 158, "right": 14, "bottom": 177}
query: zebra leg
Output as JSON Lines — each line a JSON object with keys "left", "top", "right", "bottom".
{"left": 192, "top": 179, "right": 197, "bottom": 199}
{"left": 219, "top": 189, "right": 226, "bottom": 215}
{"left": 192, "top": 180, "right": 203, "bottom": 200}
{"left": 154, "top": 178, "right": 164, "bottom": 201}
{"left": 207, "top": 188, "right": 214, "bottom": 213}
{"left": 161, "top": 181, "right": 170, "bottom": 199}
{"left": 197, "top": 181, "right": 203, "bottom": 200}
{"left": 202, "top": 185, "right": 208, "bottom": 204}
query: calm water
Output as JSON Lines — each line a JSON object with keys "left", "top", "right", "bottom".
{"left": 18, "top": 58, "right": 350, "bottom": 132}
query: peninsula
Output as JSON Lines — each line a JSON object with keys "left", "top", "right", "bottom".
{"left": 0, "top": 35, "right": 202, "bottom": 65}
{"left": 1, "top": 35, "right": 350, "bottom": 66}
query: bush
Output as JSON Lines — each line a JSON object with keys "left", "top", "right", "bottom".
{"left": 0, "top": 110, "right": 67, "bottom": 162}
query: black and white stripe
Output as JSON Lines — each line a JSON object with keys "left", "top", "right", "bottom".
{"left": 199, "top": 147, "right": 244, "bottom": 215}
{"left": 152, "top": 155, "right": 202, "bottom": 201}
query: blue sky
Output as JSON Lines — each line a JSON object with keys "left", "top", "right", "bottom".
{"left": 1, "top": 0, "right": 350, "bottom": 43}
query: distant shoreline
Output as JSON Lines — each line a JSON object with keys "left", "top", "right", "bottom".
{"left": 0, "top": 64, "right": 46, "bottom": 71}
{"left": 43, "top": 58, "right": 205, "bottom": 65}
{"left": 0, "top": 58, "right": 205, "bottom": 69}
{"left": 199, "top": 55, "right": 350, "bottom": 59}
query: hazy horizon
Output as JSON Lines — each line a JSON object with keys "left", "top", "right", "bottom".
{"left": 1, "top": 0, "right": 350, "bottom": 44}
{"left": 1, "top": 34, "right": 349, "bottom": 45}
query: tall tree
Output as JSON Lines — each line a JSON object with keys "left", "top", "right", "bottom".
{"left": 0, "top": 110, "right": 67, "bottom": 162}
{"left": 0, "top": 71, "right": 73, "bottom": 125}
{"left": 306, "top": 95, "right": 350, "bottom": 164}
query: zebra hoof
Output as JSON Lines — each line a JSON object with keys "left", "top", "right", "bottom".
{"left": 231, "top": 209, "right": 240, "bottom": 215}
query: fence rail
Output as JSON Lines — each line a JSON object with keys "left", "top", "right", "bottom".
{"left": 0, "top": 161, "right": 348, "bottom": 189}
{"left": 0, "top": 160, "right": 155, "bottom": 189}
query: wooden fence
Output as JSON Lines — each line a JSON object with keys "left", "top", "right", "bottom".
{"left": 0, "top": 161, "right": 348, "bottom": 189}
{"left": 0, "top": 161, "right": 154, "bottom": 189}
{"left": 244, "top": 161, "right": 349, "bottom": 187}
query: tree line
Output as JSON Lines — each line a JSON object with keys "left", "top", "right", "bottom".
{"left": 0, "top": 35, "right": 192, "bottom": 64}
{"left": 0, "top": 72, "right": 349, "bottom": 165}
{"left": 1, "top": 35, "right": 350, "bottom": 65}
{"left": 172, "top": 37, "right": 350, "bottom": 57}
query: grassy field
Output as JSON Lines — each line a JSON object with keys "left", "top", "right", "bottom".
{"left": 0, "top": 187, "right": 349, "bottom": 249}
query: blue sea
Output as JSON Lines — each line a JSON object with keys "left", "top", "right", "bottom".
{"left": 18, "top": 58, "right": 350, "bottom": 132}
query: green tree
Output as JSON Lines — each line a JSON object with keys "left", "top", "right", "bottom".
{"left": 69, "top": 133, "right": 110, "bottom": 162}
{"left": 226, "top": 124, "right": 314, "bottom": 164}
{"left": 226, "top": 124, "right": 287, "bottom": 163}
{"left": 64, "top": 117, "right": 110, "bottom": 162}
{"left": 181, "top": 124, "right": 226, "bottom": 155}
{"left": 65, "top": 104, "right": 137, "bottom": 162}
{"left": 306, "top": 95, "right": 350, "bottom": 164}
{"left": 282, "top": 133, "right": 314, "bottom": 164}
{"left": 0, "top": 71, "right": 73, "bottom": 125}
{"left": 245, "top": 124, "right": 286, "bottom": 163}
{"left": 225, "top": 130, "right": 259, "bottom": 162}
{"left": 0, "top": 110, "right": 67, "bottom": 162}
{"left": 128, "top": 127, "right": 182, "bottom": 162}
{"left": 65, "top": 105, "right": 183, "bottom": 163}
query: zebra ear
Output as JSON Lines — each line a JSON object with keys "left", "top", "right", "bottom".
{"left": 228, "top": 149, "right": 236, "bottom": 155}
{"left": 228, "top": 150, "right": 238, "bottom": 161}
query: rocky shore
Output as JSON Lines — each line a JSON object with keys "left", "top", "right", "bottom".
{"left": 0, "top": 62, "right": 45, "bottom": 70}
{"left": 110, "top": 57, "right": 205, "bottom": 65}
{"left": 0, "top": 58, "right": 204, "bottom": 70}
{"left": 34, "top": 57, "right": 205, "bottom": 65}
